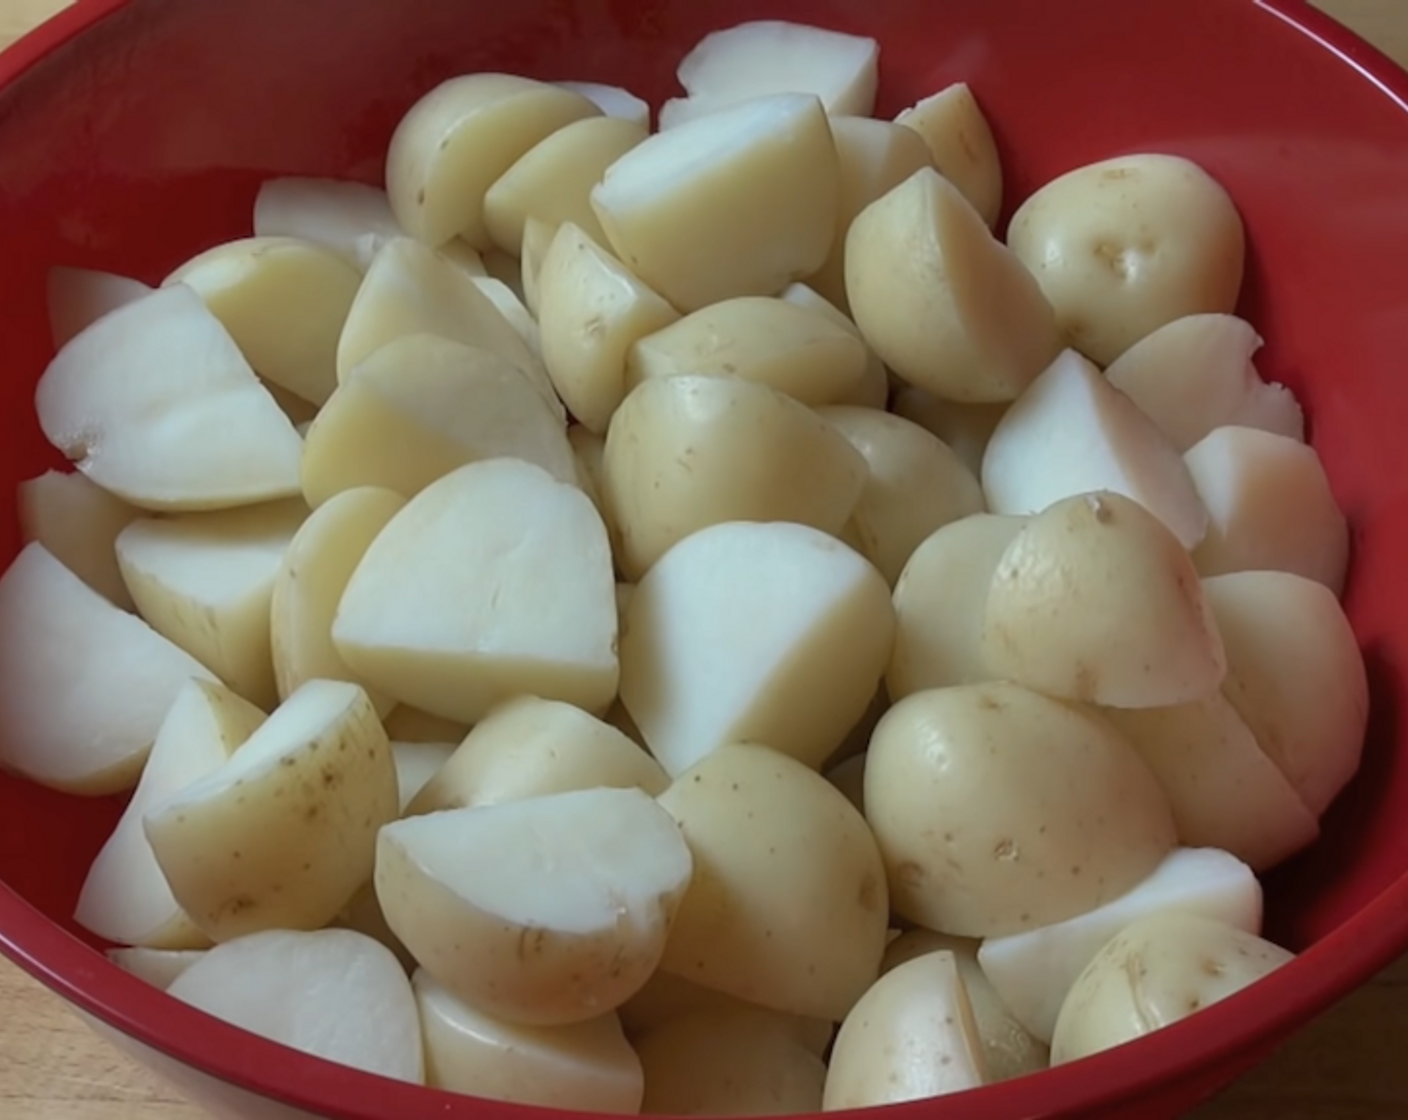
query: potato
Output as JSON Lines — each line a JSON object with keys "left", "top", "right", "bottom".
{"left": 1050, "top": 913, "right": 1293, "bottom": 1065}
{"left": 895, "top": 83, "right": 1004, "bottom": 229}
{"left": 887, "top": 513, "right": 1026, "bottom": 700}
{"left": 415, "top": 968, "right": 643, "bottom": 1111}
{"left": 536, "top": 223, "right": 680, "bottom": 434}
{"left": 657, "top": 743, "right": 888, "bottom": 1022}
{"left": 777, "top": 282, "right": 889, "bottom": 409}
{"left": 165, "top": 237, "right": 362, "bottom": 408}
{"left": 18, "top": 469, "right": 140, "bottom": 610}
{"left": 1186, "top": 426, "right": 1348, "bottom": 594}
{"left": 168, "top": 928, "right": 423, "bottom": 1083}
{"left": 253, "top": 177, "right": 404, "bottom": 270}
{"left": 106, "top": 947, "right": 206, "bottom": 991}
{"left": 845, "top": 168, "right": 1061, "bottom": 403}
{"left": 381, "top": 706, "right": 470, "bottom": 746}
{"left": 376, "top": 786, "right": 692, "bottom": 1025}
{"left": 439, "top": 237, "right": 490, "bottom": 278}
{"left": 520, "top": 215, "right": 555, "bottom": 316}
{"left": 620, "top": 521, "right": 894, "bottom": 775}
{"left": 144, "top": 680, "right": 397, "bottom": 941}
{"left": 303, "top": 334, "right": 575, "bottom": 507}
{"left": 627, "top": 297, "right": 867, "bottom": 407}
{"left": 333, "top": 459, "right": 618, "bottom": 724}
{"left": 0, "top": 544, "right": 218, "bottom": 795}
{"left": 390, "top": 741, "right": 456, "bottom": 813}
{"left": 35, "top": 285, "right": 303, "bottom": 511}
{"left": 891, "top": 388, "right": 1007, "bottom": 480}
{"left": 590, "top": 93, "right": 840, "bottom": 312}
{"left": 982, "top": 492, "right": 1226, "bottom": 709}
{"left": 1102, "top": 694, "right": 1320, "bottom": 871}
{"left": 470, "top": 276, "right": 542, "bottom": 360}
{"left": 824, "top": 951, "right": 987, "bottom": 1108}
{"left": 334, "top": 878, "right": 416, "bottom": 972}
{"left": 636, "top": 1011, "right": 827, "bottom": 1116}
{"left": 1008, "top": 154, "right": 1246, "bottom": 366}
{"left": 76, "top": 680, "right": 265, "bottom": 949}
{"left": 1103, "top": 315, "right": 1304, "bottom": 450}
{"left": 602, "top": 375, "right": 866, "bottom": 580}
{"left": 116, "top": 500, "right": 308, "bottom": 710}
{"left": 977, "top": 847, "right": 1261, "bottom": 1043}
{"left": 46, "top": 265, "right": 151, "bottom": 349}
{"left": 865, "top": 683, "right": 1177, "bottom": 937}
{"left": 385, "top": 73, "right": 599, "bottom": 248}
{"left": 405, "top": 694, "right": 667, "bottom": 815}
{"left": 818, "top": 406, "right": 986, "bottom": 584}
{"left": 982, "top": 350, "right": 1209, "bottom": 549}
{"left": 1204, "top": 571, "right": 1369, "bottom": 816}
{"left": 554, "top": 80, "right": 650, "bottom": 129}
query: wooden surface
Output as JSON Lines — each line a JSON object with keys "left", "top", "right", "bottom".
{"left": 2, "top": 0, "right": 1408, "bottom": 1117}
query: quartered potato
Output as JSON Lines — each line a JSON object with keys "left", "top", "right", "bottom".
{"left": 520, "top": 215, "right": 555, "bottom": 315}
{"left": 46, "top": 265, "right": 151, "bottom": 350}
{"left": 777, "top": 282, "right": 890, "bottom": 409}
{"left": 253, "top": 177, "right": 404, "bottom": 270}
{"left": 895, "top": 83, "right": 1004, "bottom": 229}
{"left": 18, "top": 469, "right": 140, "bottom": 610}
{"left": 469, "top": 276, "right": 542, "bottom": 359}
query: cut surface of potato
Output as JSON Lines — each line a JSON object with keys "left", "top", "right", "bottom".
{"left": 253, "top": 177, "right": 404, "bottom": 270}
{"left": 895, "top": 83, "right": 1004, "bottom": 228}
{"left": 18, "top": 469, "right": 140, "bottom": 610}
{"left": 0, "top": 543, "right": 218, "bottom": 795}
{"left": 334, "top": 458, "right": 618, "bottom": 724}
{"left": 553, "top": 80, "right": 651, "bottom": 128}
{"left": 107, "top": 947, "right": 206, "bottom": 991}
{"left": 47, "top": 265, "right": 152, "bottom": 350}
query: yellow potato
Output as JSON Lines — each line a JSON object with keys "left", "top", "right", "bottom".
{"left": 895, "top": 83, "right": 1004, "bottom": 228}
{"left": 777, "top": 282, "right": 890, "bottom": 409}
{"left": 18, "top": 470, "right": 140, "bottom": 610}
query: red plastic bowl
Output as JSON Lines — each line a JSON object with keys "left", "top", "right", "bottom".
{"left": 3, "top": 0, "right": 1408, "bottom": 1117}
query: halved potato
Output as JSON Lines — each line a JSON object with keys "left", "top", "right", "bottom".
{"left": 895, "top": 83, "right": 1004, "bottom": 228}
{"left": 18, "top": 469, "right": 140, "bottom": 610}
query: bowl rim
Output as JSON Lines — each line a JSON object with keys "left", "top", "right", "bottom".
{"left": 3, "top": 0, "right": 1408, "bottom": 1117}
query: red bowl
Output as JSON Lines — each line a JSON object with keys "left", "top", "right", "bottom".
{"left": 3, "top": 0, "right": 1408, "bottom": 1117}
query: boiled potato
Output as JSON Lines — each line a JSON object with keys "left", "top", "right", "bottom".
{"left": 554, "top": 80, "right": 651, "bottom": 128}
{"left": 520, "top": 215, "right": 555, "bottom": 315}
{"left": 168, "top": 928, "right": 424, "bottom": 1083}
{"left": 334, "top": 878, "right": 416, "bottom": 972}
{"left": 1007, "top": 154, "right": 1246, "bottom": 366}
{"left": 981, "top": 492, "right": 1226, "bottom": 709}
{"left": 35, "top": 285, "right": 303, "bottom": 511}
{"left": 333, "top": 459, "right": 618, "bottom": 724}
{"left": 376, "top": 786, "right": 692, "bottom": 1025}
{"left": 865, "top": 683, "right": 1177, "bottom": 936}
{"left": 381, "top": 706, "right": 470, "bottom": 745}
{"left": 0, "top": 544, "right": 218, "bottom": 794}
{"left": 415, "top": 968, "right": 643, "bottom": 1110}
{"left": 1050, "top": 913, "right": 1293, "bottom": 1065}
{"left": 619, "top": 521, "right": 894, "bottom": 775}
{"left": 107, "top": 947, "right": 206, "bottom": 991}
{"left": 253, "top": 177, "right": 404, "bottom": 270}
{"left": 590, "top": 93, "right": 840, "bottom": 312}
{"left": 144, "top": 680, "right": 398, "bottom": 941}
{"left": 846, "top": 168, "right": 1061, "bottom": 403}
{"left": 46, "top": 265, "right": 151, "bottom": 349}
{"left": 470, "top": 276, "right": 542, "bottom": 359}
{"left": 777, "top": 282, "right": 889, "bottom": 409}
{"left": 18, "top": 469, "right": 139, "bottom": 610}
{"left": 657, "top": 743, "right": 888, "bottom": 1023}
{"left": 602, "top": 375, "right": 867, "bottom": 580}
{"left": 895, "top": 83, "right": 1004, "bottom": 228}
{"left": 891, "top": 388, "right": 1007, "bottom": 480}
{"left": 116, "top": 500, "right": 308, "bottom": 710}
{"left": 385, "top": 73, "right": 599, "bottom": 248}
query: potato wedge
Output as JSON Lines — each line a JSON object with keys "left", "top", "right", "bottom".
{"left": 777, "top": 282, "right": 889, "bottom": 409}
{"left": 18, "top": 469, "right": 140, "bottom": 610}
{"left": 895, "top": 83, "right": 1004, "bottom": 228}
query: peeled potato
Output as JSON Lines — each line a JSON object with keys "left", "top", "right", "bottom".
{"left": 253, "top": 178, "right": 404, "bottom": 270}
{"left": 777, "top": 282, "right": 890, "bottom": 409}
{"left": 18, "top": 470, "right": 140, "bottom": 610}
{"left": 895, "top": 83, "right": 1004, "bottom": 229}
{"left": 520, "top": 215, "right": 555, "bottom": 316}
{"left": 470, "top": 276, "right": 542, "bottom": 360}
{"left": 46, "top": 265, "right": 151, "bottom": 350}
{"left": 892, "top": 388, "right": 1007, "bottom": 480}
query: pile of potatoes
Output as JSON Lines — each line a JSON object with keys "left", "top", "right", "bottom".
{"left": 0, "top": 16, "right": 1369, "bottom": 1115}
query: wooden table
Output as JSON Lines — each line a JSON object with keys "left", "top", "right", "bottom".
{"left": 2, "top": 0, "right": 1408, "bottom": 1116}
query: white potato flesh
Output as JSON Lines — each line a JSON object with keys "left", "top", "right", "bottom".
{"left": 520, "top": 215, "right": 554, "bottom": 316}
{"left": 825, "top": 951, "right": 986, "bottom": 1109}
{"left": 1050, "top": 913, "right": 1294, "bottom": 1065}
{"left": 1008, "top": 154, "right": 1246, "bottom": 366}
{"left": 406, "top": 695, "right": 666, "bottom": 815}
{"left": 777, "top": 283, "right": 889, "bottom": 409}
{"left": 34, "top": 285, "right": 303, "bottom": 511}
{"left": 18, "top": 469, "right": 140, "bottom": 610}
{"left": 657, "top": 743, "right": 889, "bottom": 1022}
{"left": 391, "top": 741, "right": 455, "bottom": 813}
{"left": 107, "top": 947, "right": 206, "bottom": 991}
{"left": 1103, "top": 694, "right": 1321, "bottom": 871}
{"left": 1204, "top": 571, "right": 1369, "bottom": 817}
{"left": 602, "top": 375, "right": 867, "bottom": 580}
{"left": 381, "top": 706, "right": 471, "bottom": 746}
{"left": 865, "top": 683, "right": 1177, "bottom": 937}
{"left": 253, "top": 178, "right": 404, "bottom": 270}
{"left": 116, "top": 500, "right": 308, "bottom": 710}
{"left": 982, "top": 349, "right": 1209, "bottom": 549}
{"left": 818, "top": 406, "right": 986, "bottom": 584}
{"left": 977, "top": 847, "right": 1261, "bottom": 1044}
{"left": 825, "top": 753, "right": 867, "bottom": 816}
{"left": 537, "top": 222, "right": 680, "bottom": 434}
{"left": 554, "top": 81, "right": 651, "bottom": 129}
{"left": 845, "top": 168, "right": 1061, "bottom": 403}
{"left": 591, "top": 93, "right": 840, "bottom": 312}
{"left": 1186, "top": 426, "right": 1348, "bottom": 594}
{"left": 620, "top": 521, "right": 894, "bottom": 775}
{"left": 627, "top": 297, "right": 867, "bottom": 407}
{"left": 637, "top": 1010, "right": 827, "bottom": 1116}
{"left": 304, "top": 334, "right": 574, "bottom": 507}
{"left": 471, "top": 276, "right": 542, "bottom": 360}
{"left": 168, "top": 928, "right": 423, "bottom": 1084}
{"left": 270, "top": 487, "right": 405, "bottom": 712}
{"left": 1103, "top": 315, "right": 1304, "bottom": 450}
{"left": 892, "top": 388, "right": 1007, "bottom": 480}
{"left": 415, "top": 968, "right": 643, "bottom": 1111}
{"left": 144, "top": 680, "right": 398, "bottom": 941}
{"left": 982, "top": 492, "right": 1226, "bottom": 709}
{"left": 887, "top": 513, "right": 1026, "bottom": 700}
{"left": 76, "top": 680, "right": 265, "bottom": 949}
{"left": 376, "top": 786, "right": 692, "bottom": 1025}
{"left": 334, "top": 459, "right": 618, "bottom": 724}
{"left": 47, "top": 265, "right": 151, "bottom": 349}
{"left": 0, "top": 544, "right": 218, "bottom": 795}
{"left": 895, "top": 83, "right": 1004, "bottom": 229}
{"left": 385, "top": 73, "right": 599, "bottom": 248}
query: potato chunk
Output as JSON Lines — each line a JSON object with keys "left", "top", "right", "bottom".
{"left": 895, "top": 83, "right": 1004, "bottom": 228}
